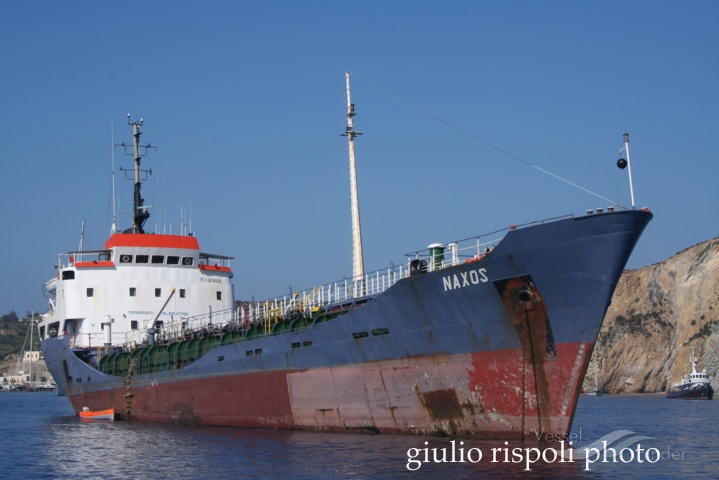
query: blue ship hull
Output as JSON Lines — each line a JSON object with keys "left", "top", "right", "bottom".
{"left": 41, "top": 209, "right": 652, "bottom": 439}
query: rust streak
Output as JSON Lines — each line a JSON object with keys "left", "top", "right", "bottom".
{"left": 495, "top": 276, "right": 554, "bottom": 438}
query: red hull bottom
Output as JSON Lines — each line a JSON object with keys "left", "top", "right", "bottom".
{"left": 68, "top": 342, "right": 590, "bottom": 440}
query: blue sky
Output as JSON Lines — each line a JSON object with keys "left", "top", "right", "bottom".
{"left": 1, "top": 1, "right": 717, "bottom": 316}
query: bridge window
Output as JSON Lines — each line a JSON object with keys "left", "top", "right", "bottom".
{"left": 136, "top": 255, "right": 149, "bottom": 264}
{"left": 62, "top": 270, "right": 75, "bottom": 280}
{"left": 167, "top": 256, "right": 180, "bottom": 265}
{"left": 151, "top": 255, "right": 164, "bottom": 264}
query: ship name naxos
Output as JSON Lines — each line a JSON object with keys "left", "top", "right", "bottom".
{"left": 442, "top": 267, "right": 489, "bottom": 292}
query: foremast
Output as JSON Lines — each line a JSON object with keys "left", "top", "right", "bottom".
{"left": 342, "top": 72, "right": 365, "bottom": 295}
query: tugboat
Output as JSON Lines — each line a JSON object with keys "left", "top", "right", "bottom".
{"left": 667, "top": 348, "right": 714, "bottom": 400}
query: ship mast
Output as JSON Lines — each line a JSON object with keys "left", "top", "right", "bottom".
{"left": 341, "top": 72, "right": 365, "bottom": 295}
{"left": 118, "top": 115, "right": 155, "bottom": 233}
{"left": 623, "top": 133, "right": 636, "bottom": 209}
{"left": 131, "top": 117, "right": 149, "bottom": 233}
{"left": 617, "top": 133, "right": 636, "bottom": 209}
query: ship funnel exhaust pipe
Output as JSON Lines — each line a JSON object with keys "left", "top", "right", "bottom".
{"left": 146, "top": 328, "right": 156, "bottom": 346}
{"left": 101, "top": 316, "right": 113, "bottom": 347}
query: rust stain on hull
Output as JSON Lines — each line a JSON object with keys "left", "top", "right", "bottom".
{"left": 420, "top": 388, "right": 463, "bottom": 420}
{"left": 494, "top": 276, "right": 556, "bottom": 439}
{"left": 68, "top": 341, "right": 591, "bottom": 440}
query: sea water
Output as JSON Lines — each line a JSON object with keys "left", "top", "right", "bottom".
{"left": 0, "top": 392, "right": 716, "bottom": 479}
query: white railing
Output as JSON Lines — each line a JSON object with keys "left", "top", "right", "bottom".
{"left": 119, "top": 227, "right": 519, "bottom": 347}
{"left": 94, "top": 214, "right": 575, "bottom": 348}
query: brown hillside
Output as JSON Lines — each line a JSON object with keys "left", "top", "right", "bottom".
{"left": 585, "top": 238, "right": 719, "bottom": 393}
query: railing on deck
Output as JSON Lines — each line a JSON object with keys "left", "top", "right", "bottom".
{"left": 98, "top": 214, "right": 575, "bottom": 349}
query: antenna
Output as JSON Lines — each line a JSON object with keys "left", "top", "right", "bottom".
{"left": 341, "top": 72, "right": 365, "bottom": 295}
{"left": 79, "top": 220, "right": 85, "bottom": 251}
{"left": 111, "top": 118, "right": 118, "bottom": 233}
{"left": 76, "top": 220, "right": 85, "bottom": 263}
{"left": 117, "top": 115, "right": 156, "bottom": 233}
{"left": 189, "top": 201, "right": 193, "bottom": 235}
{"left": 617, "top": 133, "right": 636, "bottom": 209}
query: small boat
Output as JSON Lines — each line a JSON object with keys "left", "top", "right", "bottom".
{"left": 667, "top": 348, "right": 714, "bottom": 400}
{"left": 79, "top": 407, "right": 115, "bottom": 421}
{"left": 586, "top": 356, "right": 603, "bottom": 396}
{"left": 586, "top": 386, "right": 603, "bottom": 397}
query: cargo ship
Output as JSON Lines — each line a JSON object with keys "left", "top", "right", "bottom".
{"left": 38, "top": 93, "right": 651, "bottom": 440}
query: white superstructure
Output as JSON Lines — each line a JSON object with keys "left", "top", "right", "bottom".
{"left": 38, "top": 117, "right": 234, "bottom": 350}
{"left": 40, "top": 232, "right": 234, "bottom": 349}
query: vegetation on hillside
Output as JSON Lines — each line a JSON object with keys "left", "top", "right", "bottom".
{"left": 0, "top": 311, "right": 40, "bottom": 360}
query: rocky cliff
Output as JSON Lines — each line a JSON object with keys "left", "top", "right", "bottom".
{"left": 583, "top": 237, "right": 719, "bottom": 394}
